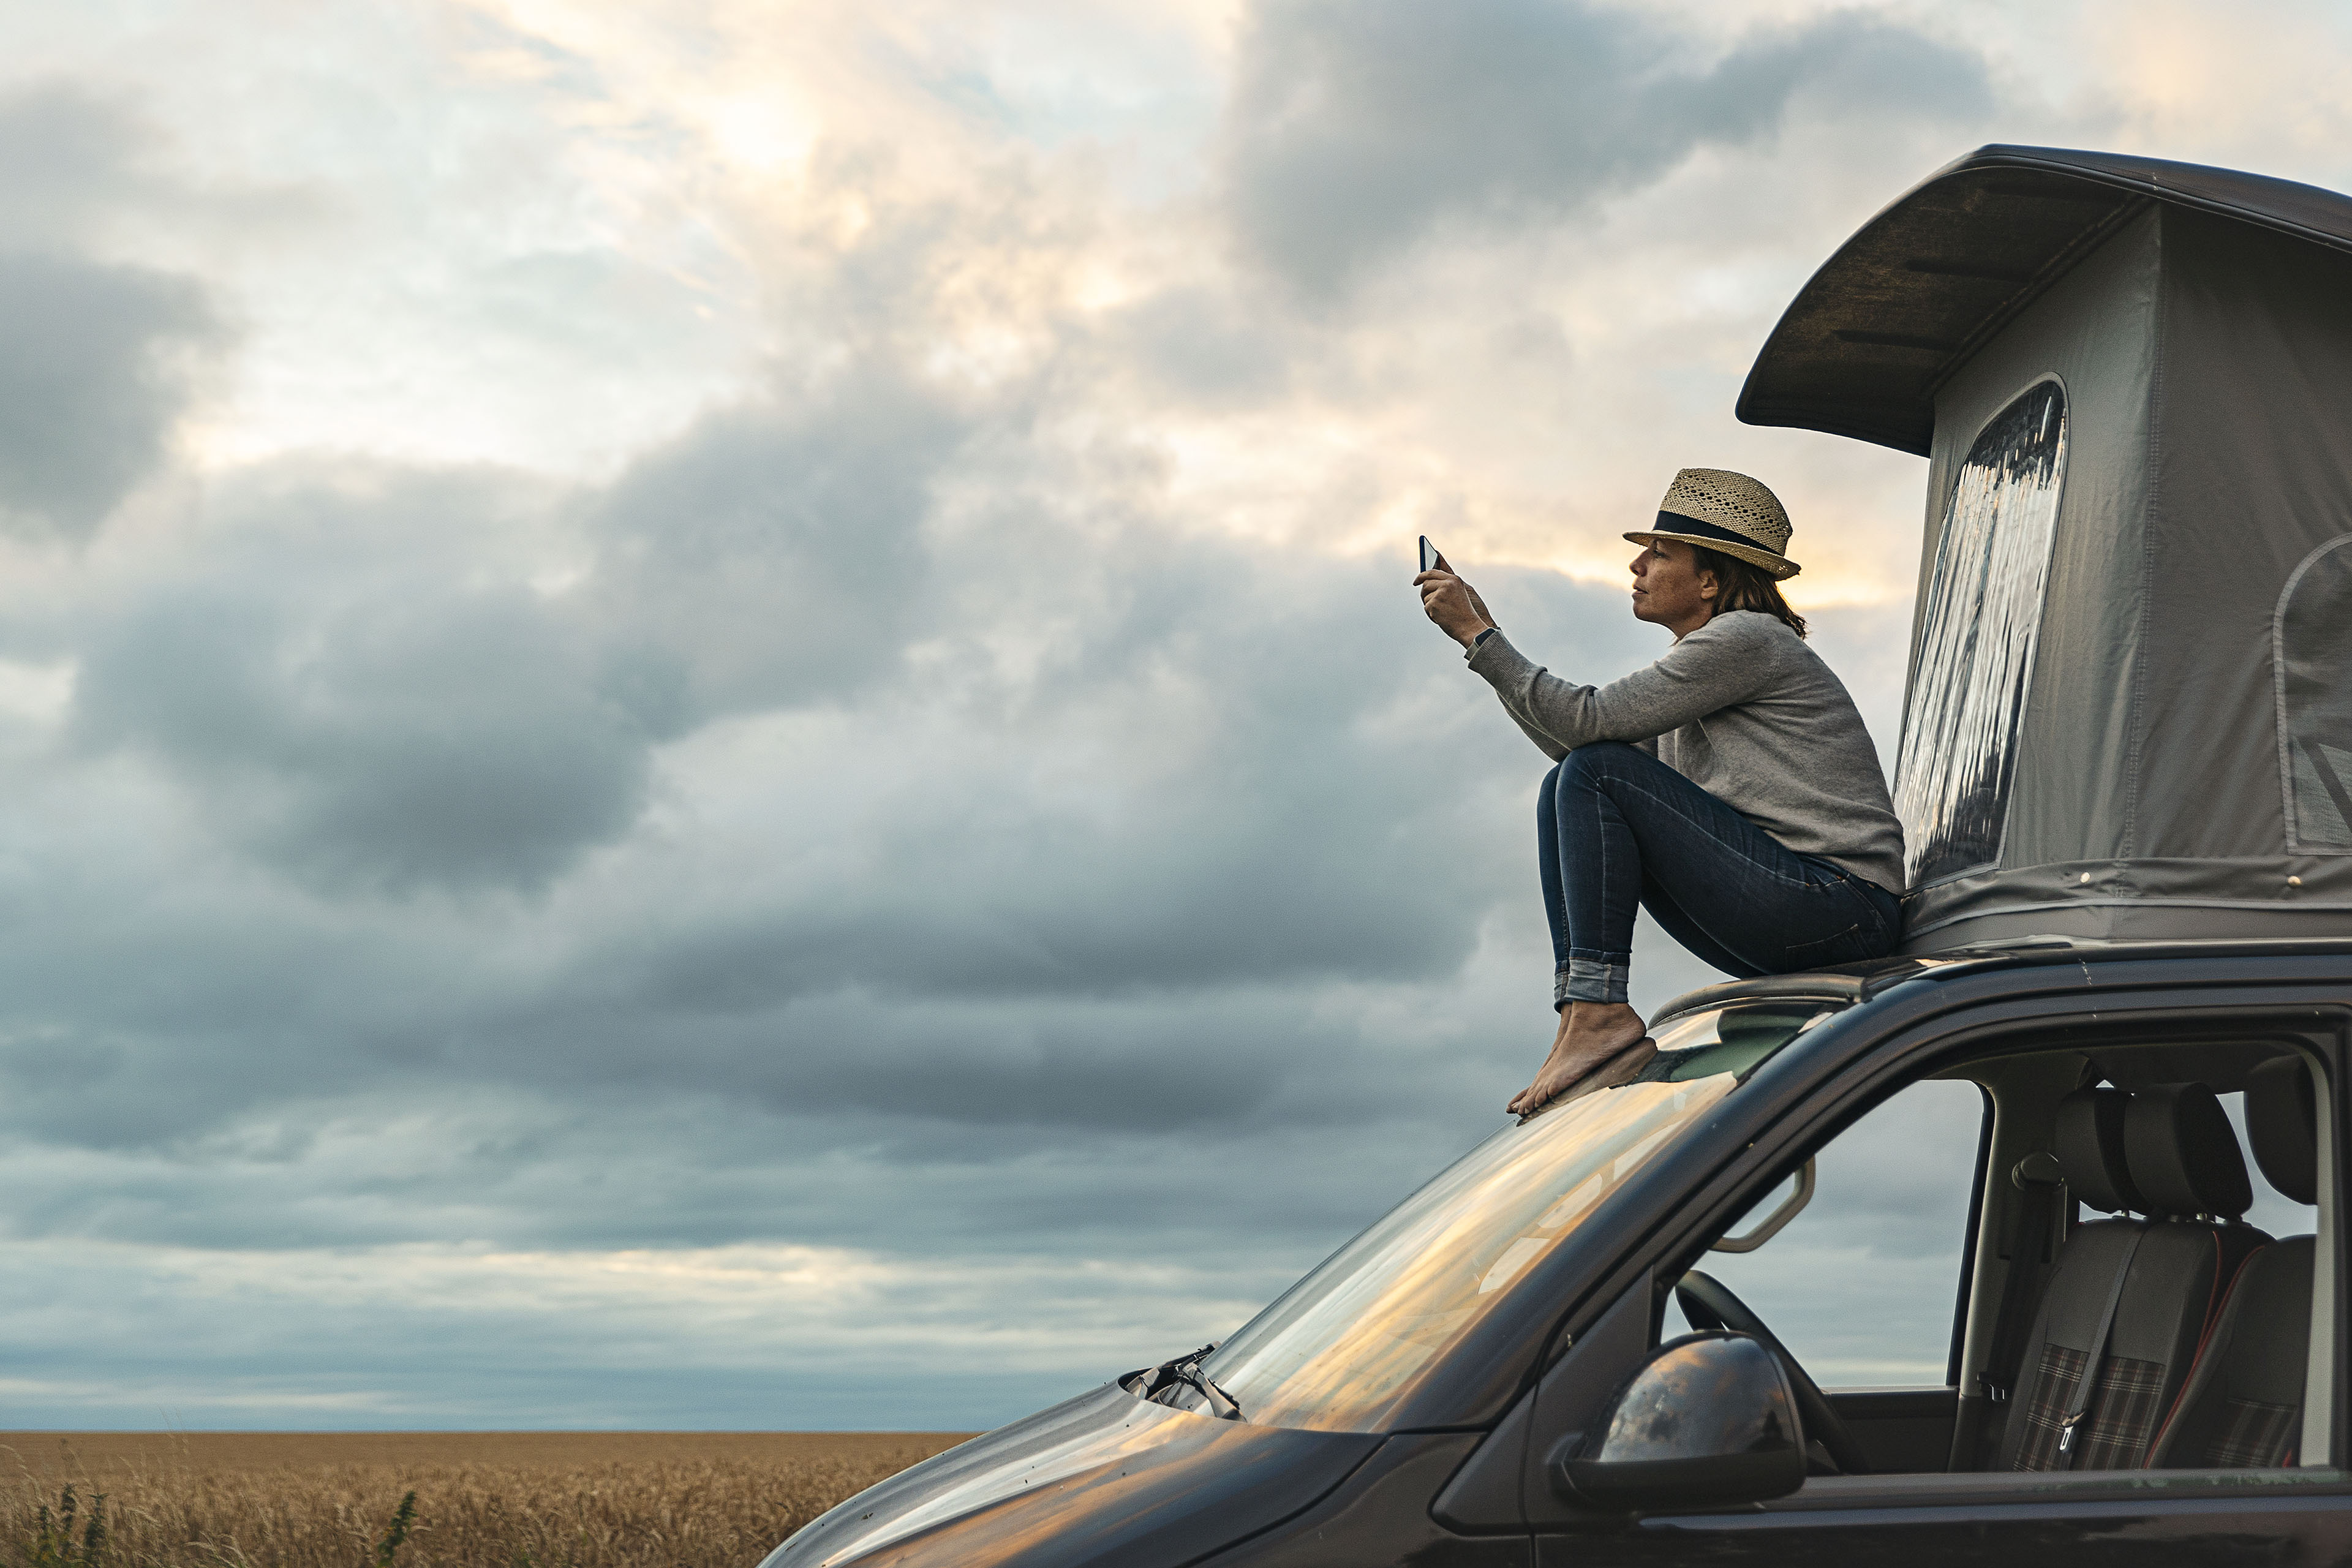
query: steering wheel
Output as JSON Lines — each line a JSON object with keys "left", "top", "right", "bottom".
{"left": 1676, "top": 1270, "right": 1869, "bottom": 1476}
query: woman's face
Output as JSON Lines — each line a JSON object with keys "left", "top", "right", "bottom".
{"left": 1629, "top": 538, "right": 1718, "bottom": 632}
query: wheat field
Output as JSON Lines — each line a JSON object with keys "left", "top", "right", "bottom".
{"left": 0, "top": 1430, "right": 976, "bottom": 1568}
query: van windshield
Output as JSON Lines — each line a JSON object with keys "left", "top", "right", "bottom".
{"left": 1197, "top": 1003, "right": 1832, "bottom": 1432}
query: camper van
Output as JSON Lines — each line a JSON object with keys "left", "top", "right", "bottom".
{"left": 759, "top": 146, "right": 2352, "bottom": 1568}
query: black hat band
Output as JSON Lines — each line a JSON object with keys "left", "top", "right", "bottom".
{"left": 1650, "top": 511, "right": 1783, "bottom": 556}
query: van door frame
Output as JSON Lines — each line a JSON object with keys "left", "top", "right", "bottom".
{"left": 1515, "top": 982, "right": 2352, "bottom": 1533}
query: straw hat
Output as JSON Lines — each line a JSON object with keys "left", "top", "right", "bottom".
{"left": 1624, "top": 467, "right": 1801, "bottom": 581}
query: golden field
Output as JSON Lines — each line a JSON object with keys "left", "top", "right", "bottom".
{"left": 0, "top": 1430, "right": 976, "bottom": 1568}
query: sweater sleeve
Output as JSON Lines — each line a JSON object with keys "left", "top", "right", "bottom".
{"left": 1462, "top": 635, "right": 1567, "bottom": 760}
{"left": 1464, "top": 616, "right": 1780, "bottom": 753}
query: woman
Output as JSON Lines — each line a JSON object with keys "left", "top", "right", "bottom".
{"left": 1417, "top": 468, "right": 1905, "bottom": 1117}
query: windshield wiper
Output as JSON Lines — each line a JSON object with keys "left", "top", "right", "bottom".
{"left": 1139, "top": 1342, "right": 1244, "bottom": 1420}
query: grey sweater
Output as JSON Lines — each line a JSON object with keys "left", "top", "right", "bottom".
{"left": 1466, "top": 611, "right": 1907, "bottom": 894}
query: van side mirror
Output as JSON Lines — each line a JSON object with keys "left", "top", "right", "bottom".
{"left": 1557, "top": 1332, "right": 1807, "bottom": 1510}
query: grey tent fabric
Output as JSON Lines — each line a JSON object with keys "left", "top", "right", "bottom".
{"left": 1742, "top": 148, "right": 2352, "bottom": 951}
{"left": 2280, "top": 537, "right": 2352, "bottom": 850}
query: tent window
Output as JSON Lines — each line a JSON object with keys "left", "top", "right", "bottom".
{"left": 2277, "top": 534, "right": 2352, "bottom": 852}
{"left": 1896, "top": 380, "right": 2068, "bottom": 888}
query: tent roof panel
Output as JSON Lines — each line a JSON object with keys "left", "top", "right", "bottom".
{"left": 1736, "top": 145, "right": 2352, "bottom": 454}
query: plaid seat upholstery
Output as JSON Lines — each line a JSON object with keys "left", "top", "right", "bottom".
{"left": 1994, "top": 1085, "right": 2278, "bottom": 1476}
{"left": 2149, "top": 1239, "right": 2315, "bottom": 1469}
{"left": 2204, "top": 1396, "right": 2299, "bottom": 1468}
{"left": 2075, "top": 1354, "right": 2166, "bottom": 1469}
{"left": 2011, "top": 1346, "right": 2169, "bottom": 1471}
{"left": 2011, "top": 1343, "right": 2084, "bottom": 1471}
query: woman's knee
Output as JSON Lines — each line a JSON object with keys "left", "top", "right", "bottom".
{"left": 1559, "top": 741, "right": 1644, "bottom": 785}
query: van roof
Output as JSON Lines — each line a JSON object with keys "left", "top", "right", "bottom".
{"left": 1652, "top": 936, "right": 2352, "bottom": 1028}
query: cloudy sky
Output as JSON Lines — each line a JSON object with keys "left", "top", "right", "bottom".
{"left": 0, "top": 0, "right": 2342, "bottom": 1431}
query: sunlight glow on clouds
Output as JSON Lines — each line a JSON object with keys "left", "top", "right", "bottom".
{"left": 0, "top": 1237, "right": 1267, "bottom": 1424}
{"left": 0, "top": 0, "right": 2346, "bottom": 1428}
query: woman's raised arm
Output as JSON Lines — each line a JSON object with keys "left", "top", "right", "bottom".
{"left": 1468, "top": 612, "right": 1779, "bottom": 753}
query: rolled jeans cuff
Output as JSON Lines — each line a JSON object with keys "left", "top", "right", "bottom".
{"left": 1557, "top": 956, "right": 1630, "bottom": 1008}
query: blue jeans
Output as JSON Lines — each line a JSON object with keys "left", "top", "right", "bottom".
{"left": 1537, "top": 742, "right": 1902, "bottom": 1006}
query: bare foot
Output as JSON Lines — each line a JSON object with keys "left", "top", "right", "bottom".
{"left": 1508, "top": 1002, "right": 1653, "bottom": 1118}
{"left": 1515, "top": 1036, "right": 1656, "bottom": 1123}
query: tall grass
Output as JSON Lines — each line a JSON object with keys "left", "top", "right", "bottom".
{"left": 0, "top": 1433, "right": 968, "bottom": 1568}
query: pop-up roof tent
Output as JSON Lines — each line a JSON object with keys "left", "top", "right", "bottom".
{"left": 1741, "top": 145, "right": 2352, "bottom": 952}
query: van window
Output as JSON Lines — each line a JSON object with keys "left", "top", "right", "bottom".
{"left": 2277, "top": 533, "right": 2352, "bottom": 850}
{"left": 1196, "top": 1005, "right": 1831, "bottom": 1431}
{"left": 1663, "top": 1035, "right": 2336, "bottom": 1480}
{"left": 1896, "top": 379, "right": 2068, "bottom": 886}
{"left": 1665, "top": 1078, "right": 1986, "bottom": 1386}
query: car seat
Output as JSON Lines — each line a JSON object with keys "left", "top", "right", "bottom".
{"left": 2145, "top": 1056, "right": 2318, "bottom": 1468}
{"left": 1996, "top": 1084, "right": 2271, "bottom": 1471}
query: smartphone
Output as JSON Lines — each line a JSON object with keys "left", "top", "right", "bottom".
{"left": 1419, "top": 535, "right": 1442, "bottom": 574}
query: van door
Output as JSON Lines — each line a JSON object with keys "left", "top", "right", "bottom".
{"left": 1526, "top": 1005, "right": 2352, "bottom": 1567}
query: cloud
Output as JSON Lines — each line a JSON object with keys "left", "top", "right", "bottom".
{"left": 7, "top": 324, "right": 1684, "bottom": 1263}
{"left": 583, "top": 369, "right": 965, "bottom": 733}
{"left": 51, "top": 458, "right": 1638, "bottom": 1109}
{"left": 589, "top": 558, "right": 1518, "bottom": 1009}
{"left": 0, "top": 81, "right": 159, "bottom": 248}
{"left": 70, "top": 462, "right": 647, "bottom": 894}
{"left": 1219, "top": 0, "right": 1991, "bottom": 293}
{"left": 0, "top": 252, "right": 216, "bottom": 539}
{"left": 0, "top": 85, "right": 222, "bottom": 538}
{"left": 0, "top": 1235, "right": 1268, "bottom": 1428}
{"left": 66, "top": 352, "right": 978, "bottom": 897}
{"left": 1099, "top": 287, "right": 1294, "bottom": 407}
{"left": 0, "top": 272, "right": 1757, "bottom": 1422}
{"left": 0, "top": 0, "right": 2057, "bottom": 1431}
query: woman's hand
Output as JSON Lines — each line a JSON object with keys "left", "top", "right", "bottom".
{"left": 1417, "top": 568, "right": 1496, "bottom": 647}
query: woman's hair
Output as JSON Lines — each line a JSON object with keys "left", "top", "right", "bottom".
{"left": 1694, "top": 546, "right": 1807, "bottom": 639}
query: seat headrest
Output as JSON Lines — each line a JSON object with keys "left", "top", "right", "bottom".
{"left": 2125, "top": 1084, "right": 2253, "bottom": 1218}
{"left": 2054, "top": 1087, "right": 2141, "bottom": 1213}
{"left": 2245, "top": 1056, "right": 2318, "bottom": 1205}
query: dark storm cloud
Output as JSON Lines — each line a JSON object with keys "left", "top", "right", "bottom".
{"left": 513, "top": 484, "right": 1657, "bottom": 1058}
{"left": 47, "top": 524, "right": 1625, "bottom": 1133}
{"left": 0, "top": 85, "right": 221, "bottom": 537}
{"left": 12, "top": 424, "right": 1645, "bottom": 1243}
{"left": 0, "top": 42, "right": 1967, "bottom": 1430}
{"left": 0, "top": 419, "right": 1899, "bottom": 1424}
{"left": 70, "top": 464, "right": 650, "bottom": 893}
{"left": 66, "top": 366, "right": 965, "bottom": 895}
{"left": 598, "top": 544, "right": 1535, "bottom": 1010}
{"left": 584, "top": 369, "right": 962, "bottom": 732}
{"left": 27, "top": 337, "right": 1638, "bottom": 1225}
{"left": 1220, "top": 0, "right": 1991, "bottom": 292}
